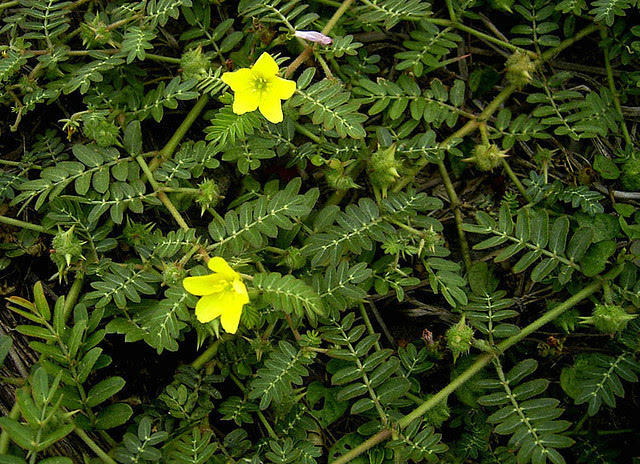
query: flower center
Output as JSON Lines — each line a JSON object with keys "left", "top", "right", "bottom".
{"left": 253, "top": 76, "right": 269, "bottom": 91}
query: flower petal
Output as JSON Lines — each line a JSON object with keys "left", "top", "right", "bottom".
{"left": 194, "top": 291, "right": 233, "bottom": 323}
{"left": 259, "top": 93, "right": 284, "bottom": 123}
{"left": 219, "top": 297, "right": 244, "bottom": 334}
{"left": 271, "top": 76, "right": 296, "bottom": 100}
{"left": 232, "top": 90, "right": 260, "bottom": 115}
{"left": 221, "top": 68, "right": 254, "bottom": 92}
{"left": 183, "top": 274, "right": 227, "bottom": 296}
{"left": 252, "top": 52, "right": 279, "bottom": 78}
{"left": 207, "top": 257, "right": 238, "bottom": 279}
{"left": 232, "top": 279, "right": 250, "bottom": 304}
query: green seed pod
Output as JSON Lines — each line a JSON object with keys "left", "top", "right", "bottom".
{"left": 554, "top": 308, "right": 580, "bottom": 333}
{"left": 279, "top": 247, "right": 307, "bottom": 270}
{"left": 421, "top": 394, "right": 450, "bottom": 427}
{"left": 506, "top": 50, "right": 536, "bottom": 89}
{"left": 465, "top": 144, "right": 507, "bottom": 172}
{"left": 162, "top": 262, "right": 187, "bottom": 286}
{"left": 196, "top": 179, "right": 222, "bottom": 214}
{"left": 325, "top": 160, "right": 360, "bottom": 191}
{"left": 368, "top": 144, "right": 401, "bottom": 197}
{"left": 620, "top": 158, "right": 640, "bottom": 191}
{"left": 83, "top": 116, "right": 120, "bottom": 147}
{"left": 180, "top": 46, "right": 212, "bottom": 80}
{"left": 80, "top": 15, "right": 112, "bottom": 48}
{"left": 123, "top": 220, "right": 154, "bottom": 246}
{"left": 446, "top": 315, "right": 474, "bottom": 362}
{"left": 581, "top": 304, "right": 636, "bottom": 334}
{"left": 421, "top": 225, "right": 443, "bottom": 254}
{"left": 51, "top": 228, "right": 85, "bottom": 278}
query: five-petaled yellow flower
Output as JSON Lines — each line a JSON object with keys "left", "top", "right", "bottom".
{"left": 221, "top": 52, "right": 296, "bottom": 124}
{"left": 183, "top": 257, "right": 249, "bottom": 334}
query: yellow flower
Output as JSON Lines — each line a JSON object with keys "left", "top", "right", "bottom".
{"left": 183, "top": 257, "right": 249, "bottom": 334}
{"left": 221, "top": 52, "right": 296, "bottom": 124}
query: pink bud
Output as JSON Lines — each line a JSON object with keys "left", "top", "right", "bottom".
{"left": 294, "top": 30, "right": 333, "bottom": 46}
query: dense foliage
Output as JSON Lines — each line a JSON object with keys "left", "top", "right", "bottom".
{"left": 1, "top": 0, "right": 640, "bottom": 463}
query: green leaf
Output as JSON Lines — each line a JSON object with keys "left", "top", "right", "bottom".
{"left": 72, "top": 145, "right": 103, "bottom": 168}
{"left": 77, "top": 348, "right": 103, "bottom": 384}
{"left": 0, "top": 417, "right": 35, "bottom": 450}
{"left": 579, "top": 240, "right": 616, "bottom": 277}
{"left": 566, "top": 227, "right": 594, "bottom": 262}
{"left": 332, "top": 366, "right": 362, "bottom": 386}
{"left": 593, "top": 153, "right": 620, "bottom": 179}
{"left": 512, "top": 250, "right": 542, "bottom": 273}
{"left": 87, "top": 377, "right": 126, "bottom": 407}
{"left": 549, "top": 217, "right": 569, "bottom": 254}
{"left": 32, "top": 281, "right": 50, "bottom": 320}
{"left": 0, "top": 457, "right": 27, "bottom": 464}
{"left": 16, "top": 325, "right": 56, "bottom": 342}
{"left": 336, "top": 382, "right": 367, "bottom": 402}
{"left": 95, "top": 403, "right": 134, "bottom": 429}
{"left": 39, "top": 424, "right": 74, "bottom": 450}
{"left": 306, "top": 381, "right": 348, "bottom": 427}
{"left": 377, "top": 376, "right": 410, "bottom": 404}
{"left": 124, "top": 121, "right": 143, "bottom": 155}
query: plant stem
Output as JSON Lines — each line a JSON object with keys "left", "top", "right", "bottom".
{"left": 540, "top": 24, "right": 600, "bottom": 62}
{"left": 136, "top": 156, "right": 161, "bottom": 191}
{"left": 359, "top": 303, "right": 382, "bottom": 351}
{"left": 159, "top": 187, "right": 201, "bottom": 195}
{"left": 74, "top": 427, "right": 118, "bottom": 464}
{"left": 437, "top": 160, "right": 472, "bottom": 270}
{"left": 229, "top": 373, "right": 279, "bottom": 440}
{"left": 149, "top": 94, "right": 210, "bottom": 172}
{"left": 146, "top": 53, "right": 181, "bottom": 64}
{"left": 62, "top": 273, "right": 85, "bottom": 322}
{"left": 391, "top": 30, "right": 595, "bottom": 266}
{"left": 157, "top": 192, "right": 191, "bottom": 231}
{"left": 137, "top": 155, "right": 192, "bottom": 231}
{"left": 0, "top": 376, "right": 25, "bottom": 385}
{"left": 294, "top": 122, "right": 322, "bottom": 143}
{"left": 426, "top": 18, "right": 536, "bottom": 56}
{"left": 0, "top": 0, "right": 18, "bottom": 11}
{"left": 395, "top": 22, "right": 601, "bottom": 194}
{"left": 0, "top": 159, "right": 40, "bottom": 168}
{"left": 602, "top": 30, "right": 632, "bottom": 147}
{"left": 501, "top": 158, "right": 530, "bottom": 201}
{"left": 0, "top": 215, "right": 52, "bottom": 234}
{"left": 330, "top": 265, "right": 623, "bottom": 463}
{"left": 330, "top": 429, "right": 393, "bottom": 464}
{"left": 311, "top": 0, "right": 341, "bottom": 6}
{"left": 191, "top": 338, "right": 225, "bottom": 370}
{"left": 400, "top": 265, "right": 622, "bottom": 427}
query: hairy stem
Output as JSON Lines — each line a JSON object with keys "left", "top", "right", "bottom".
{"left": 425, "top": 18, "right": 537, "bottom": 56}
{"left": 149, "top": 94, "right": 210, "bottom": 172}
{"left": 62, "top": 273, "right": 85, "bottom": 322}
{"left": 359, "top": 303, "right": 382, "bottom": 351}
{"left": 74, "top": 427, "right": 118, "bottom": 464}
{"left": 501, "top": 158, "right": 530, "bottom": 201}
{"left": 0, "top": 215, "right": 52, "bottom": 234}
{"left": 602, "top": 30, "right": 632, "bottom": 147}
{"left": 437, "top": 160, "right": 472, "bottom": 270}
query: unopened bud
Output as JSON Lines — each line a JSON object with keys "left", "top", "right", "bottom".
{"left": 294, "top": 30, "right": 333, "bottom": 46}
{"left": 464, "top": 144, "right": 507, "bottom": 172}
